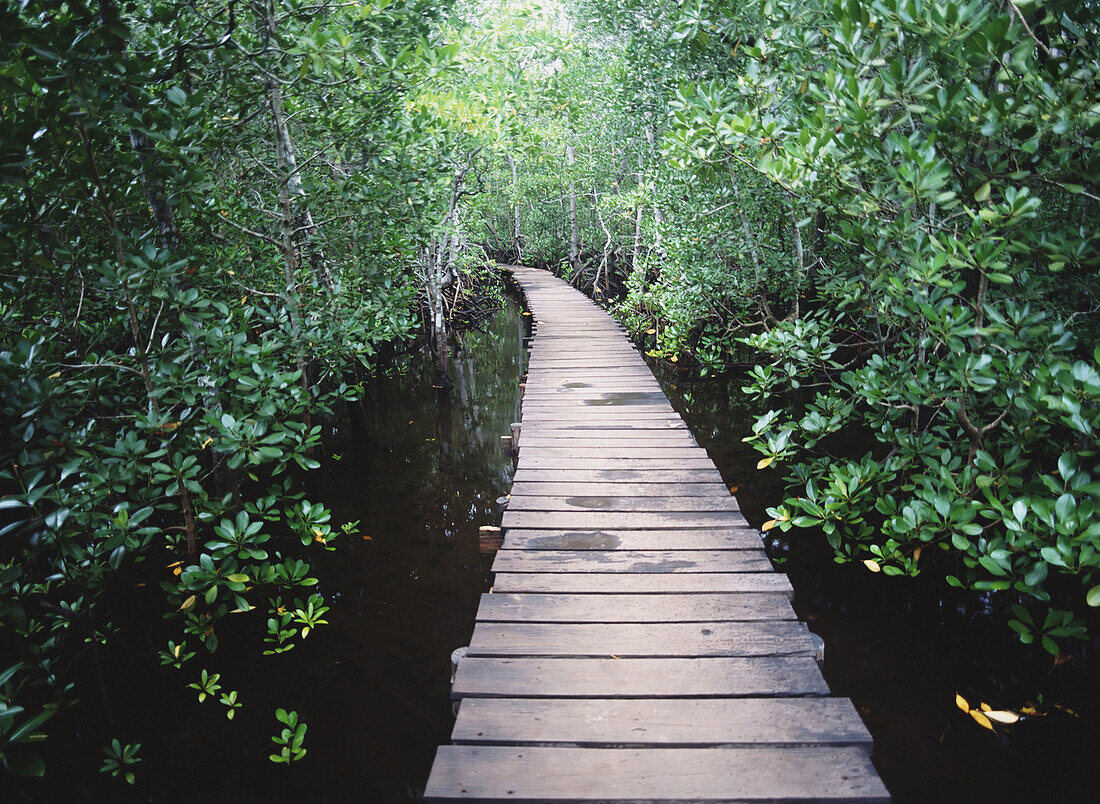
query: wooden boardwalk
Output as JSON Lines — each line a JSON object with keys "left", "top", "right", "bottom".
{"left": 424, "top": 266, "right": 888, "bottom": 801}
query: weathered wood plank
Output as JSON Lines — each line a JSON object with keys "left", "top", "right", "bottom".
{"left": 424, "top": 745, "right": 889, "bottom": 801}
{"left": 508, "top": 482, "right": 729, "bottom": 498}
{"left": 514, "top": 457, "right": 718, "bottom": 470}
{"left": 502, "top": 511, "right": 749, "bottom": 530}
{"left": 506, "top": 495, "right": 738, "bottom": 512}
{"left": 492, "top": 572, "right": 792, "bottom": 595}
{"left": 501, "top": 529, "right": 762, "bottom": 551}
{"left": 514, "top": 447, "right": 707, "bottom": 459}
{"left": 451, "top": 656, "right": 830, "bottom": 699}
{"left": 467, "top": 621, "right": 816, "bottom": 658}
{"left": 518, "top": 430, "right": 697, "bottom": 442}
{"left": 450, "top": 697, "right": 873, "bottom": 748}
{"left": 474, "top": 592, "right": 796, "bottom": 623}
{"left": 512, "top": 468, "right": 726, "bottom": 484}
{"left": 491, "top": 549, "right": 770, "bottom": 574}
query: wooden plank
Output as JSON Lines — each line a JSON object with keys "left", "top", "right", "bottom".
{"left": 517, "top": 438, "right": 700, "bottom": 450}
{"left": 513, "top": 447, "right": 705, "bottom": 459}
{"left": 491, "top": 549, "right": 771, "bottom": 574}
{"left": 466, "top": 621, "right": 816, "bottom": 658}
{"left": 514, "top": 424, "right": 686, "bottom": 431}
{"left": 501, "top": 529, "right": 762, "bottom": 550}
{"left": 451, "top": 656, "right": 830, "bottom": 699}
{"left": 515, "top": 457, "right": 717, "bottom": 470}
{"left": 474, "top": 592, "right": 797, "bottom": 623}
{"left": 518, "top": 429, "right": 696, "bottom": 440}
{"left": 502, "top": 511, "right": 749, "bottom": 530}
{"left": 424, "top": 745, "right": 889, "bottom": 801}
{"left": 492, "top": 572, "right": 792, "bottom": 595}
{"left": 505, "top": 495, "right": 738, "bottom": 512}
{"left": 450, "top": 697, "right": 872, "bottom": 748}
{"left": 508, "top": 481, "right": 730, "bottom": 497}
{"left": 511, "top": 468, "right": 725, "bottom": 484}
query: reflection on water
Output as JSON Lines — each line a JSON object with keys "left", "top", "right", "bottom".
{"left": 15, "top": 298, "right": 523, "bottom": 802}
{"left": 653, "top": 365, "right": 1099, "bottom": 804}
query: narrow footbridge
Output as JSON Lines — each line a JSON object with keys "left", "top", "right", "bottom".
{"left": 425, "top": 266, "right": 889, "bottom": 801}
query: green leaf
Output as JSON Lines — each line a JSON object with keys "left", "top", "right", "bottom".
{"left": 1087, "top": 585, "right": 1100, "bottom": 607}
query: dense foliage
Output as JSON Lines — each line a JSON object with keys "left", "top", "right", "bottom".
{"left": 0, "top": 0, "right": 462, "bottom": 778}
{"left": 2, "top": 0, "right": 1097, "bottom": 787}
{"left": 452, "top": 0, "right": 1100, "bottom": 655}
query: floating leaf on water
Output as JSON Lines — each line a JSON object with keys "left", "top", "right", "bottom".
{"left": 985, "top": 711, "right": 1019, "bottom": 724}
{"left": 955, "top": 693, "right": 970, "bottom": 713}
{"left": 863, "top": 559, "right": 881, "bottom": 573}
{"left": 969, "top": 710, "right": 994, "bottom": 730}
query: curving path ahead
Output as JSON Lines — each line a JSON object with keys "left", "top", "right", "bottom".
{"left": 424, "top": 265, "right": 888, "bottom": 801}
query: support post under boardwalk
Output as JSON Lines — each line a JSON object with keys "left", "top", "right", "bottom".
{"left": 424, "top": 265, "right": 889, "bottom": 802}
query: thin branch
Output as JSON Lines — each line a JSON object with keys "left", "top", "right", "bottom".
{"left": 1006, "top": 0, "right": 1053, "bottom": 58}
{"left": 218, "top": 215, "right": 282, "bottom": 248}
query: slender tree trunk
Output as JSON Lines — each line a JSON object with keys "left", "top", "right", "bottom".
{"left": 506, "top": 153, "right": 521, "bottom": 259}
{"left": 786, "top": 198, "right": 804, "bottom": 321}
{"left": 260, "top": 1, "right": 333, "bottom": 293}
{"left": 566, "top": 144, "right": 580, "bottom": 272}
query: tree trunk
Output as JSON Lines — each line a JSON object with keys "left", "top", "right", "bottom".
{"left": 259, "top": 1, "right": 333, "bottom": 294}
{"left": 566, "top": 144, "right": 580, "bottom": 272}
{"left": 507, "top": 152, "right": 521, "bottom": 259}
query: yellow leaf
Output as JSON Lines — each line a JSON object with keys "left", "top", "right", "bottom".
{"left": 955, "top": 693, "right": 970, "bottom": 713}
{"left": 48, "top": 371, "right": 61, "bottom": 379}
{"left": 969, "top": 710, "right": 994, "bottom": 730}
{"left": 757, "top": 456, "right": 775, "bottom": 470}
{"left": 980, "top": 702, "right": 991, "bottom": 712}
{"left": 645, "top": 328, "right": 656, "bottom": 334}
{"left": 173, "top": 566, "right": 183, "bottom": 576}
{"left": 179, "top": 595, "right": 196, "bottom": 611}
{"left": 985, "top": 710, "right": 1019, "bottom": 724}
{"left": 913, "top": 546, "right": 922, "bottom": 562}
{"left": 670, "top": 355, "right": 678, "bottom": 362}
{"left": 1020, "top": 705, "right": 1044, "bottom": 716}
{"left": 762, "top": 519, "right": 778, "bottom": 532}
{"left": 302, "top": 626, "right": 310, "bottom": 638}
{"left": 173, "top": 644, "right": 181, "bottom": 658}
{"left": 201, "top": 437, "right": 213, "bottom": 450}
{"left": 167, "top": 560, "right": 183, "bottom": 569}
{"left": 226, "top": 574, "right": 249, "bottom": 583}
{"left": 863, "top": 559, "right": 881, "bottom": 573}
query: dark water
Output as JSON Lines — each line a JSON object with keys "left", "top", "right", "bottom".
{"left": 654, "top": 366, "right": 1100, "bottom": 804}
{"left": 16, "top": 299, "right": 523, "bottom": 801}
